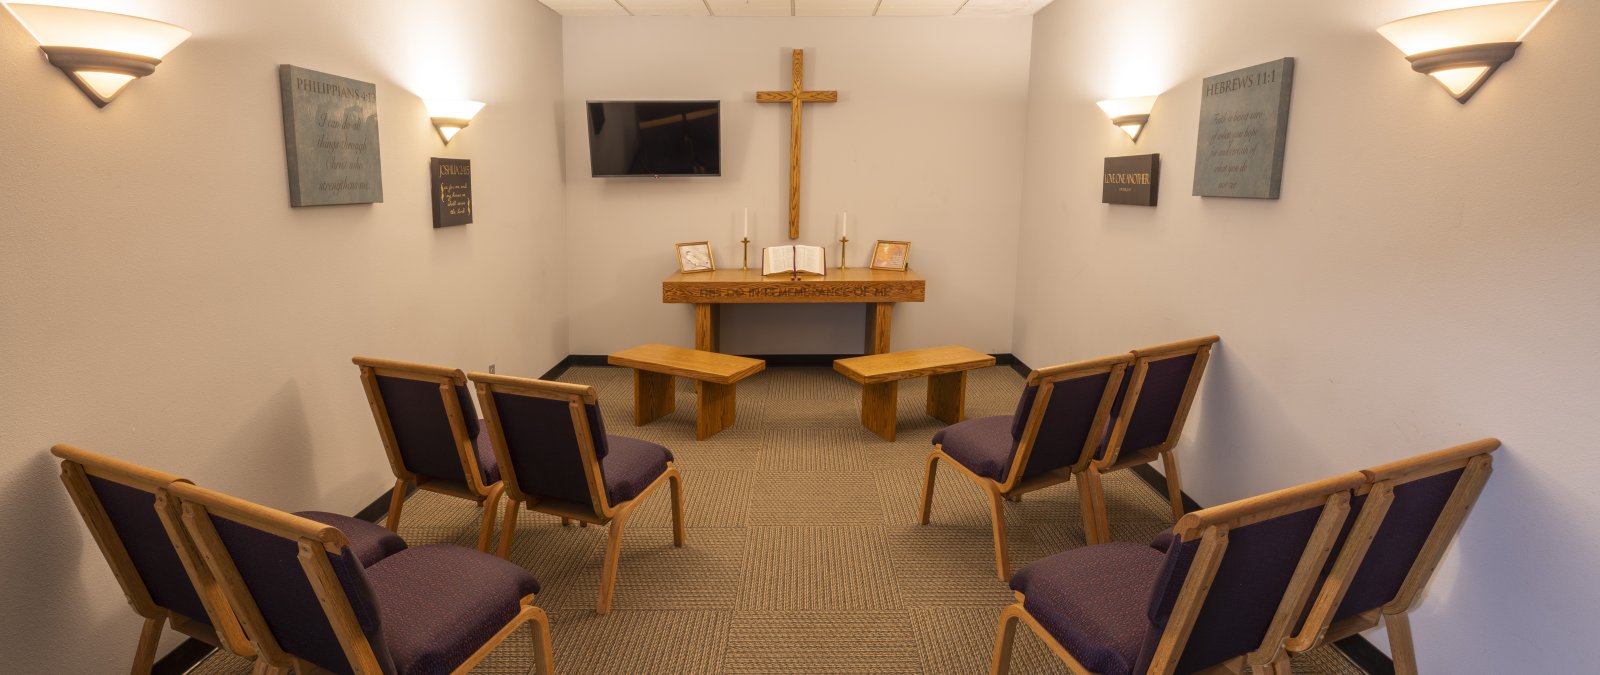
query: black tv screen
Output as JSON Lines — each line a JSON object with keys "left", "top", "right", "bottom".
{"left": 587, "top": 100, "right": 721, "bottom": 177}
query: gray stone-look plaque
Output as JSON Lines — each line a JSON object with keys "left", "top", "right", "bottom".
{"left": 1193, "top": 57, "right": 1294, "bottom": 199}
{"left": 279, "top": 65, "right": 383, "bottom": 207}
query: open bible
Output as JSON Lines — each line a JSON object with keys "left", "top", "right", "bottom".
{"left": 762, "top": 245, "right": 827, "bottom": 277}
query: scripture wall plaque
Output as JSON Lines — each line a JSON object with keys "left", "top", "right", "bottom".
{"left": 1103, "top": 154, "right": 1160, "bottom": 207}
{"left": 430, "top": 158, "right": 472, "bottom": 228}
{"left": 1193, "top": 57, "right": 1294, "bottom": 199}
{"left": 279, "top": 65, "right": 383, "bottom": 207}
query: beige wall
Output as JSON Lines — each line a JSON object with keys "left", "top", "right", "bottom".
{"left": 0, "top": 0, "right": 566, "bottom": 669}
{"left": 1016, "top": 0, "right": 1599, "bottom": 669}
{"left": 561, "top": 17, "right": 1031, "bottom": 355}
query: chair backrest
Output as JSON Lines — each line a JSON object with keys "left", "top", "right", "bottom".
{"left": 1101, "top": 336, "right": 1219, "bottom": 467}
{"left": 354, "top": 356, "right": 491, "bottom": 494}
{"left": 168, "top": 481, "right": 394, "bottom": 675}
{"left": 1003, "top": 353, "right": 1133, "bottom": 487}
{"left": 470, "top": 372, "right": 613, "bottom": 516}
{"left": 1289, "top": 439, "right": 1498, "bottom": 652}
{"left": 1134, "top": 471, "right": 1367, "bottom": 675}
{"left": 51, "top": 444, "right": 253, "bottom": 656}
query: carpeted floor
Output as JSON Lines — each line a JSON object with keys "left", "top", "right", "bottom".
{"left": 190, "top": 365, "right": 1364, "bottom": 674}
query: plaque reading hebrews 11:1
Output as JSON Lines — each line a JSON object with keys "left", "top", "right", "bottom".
{"left": 430, "top": 158, "right": 472, "bottom": 228}
{"left": 1193, "top": 57, "right": 1295, "bottom": 199}
{"left": 1103, "top": 154, "right": 1160, "bottom": 206}
{"left": 278, "top": 65, "right": 384, "bottom": 207}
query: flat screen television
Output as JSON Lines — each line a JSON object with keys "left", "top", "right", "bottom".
{"left": 586, "top": 100, "right": 721, "bottom": 177}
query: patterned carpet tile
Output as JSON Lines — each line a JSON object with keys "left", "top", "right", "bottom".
{"left": 628, "top": 469, "right": 750, "bottom": 528}
{"left": 539, "top": 527, "right": 746, "bottom": 612}
{"left": 546, "top": 609, "right": 730, "bottom": 675}
{"left": 745, "top": 471, "right": 885, "bottom": 526}
{"left": 737, "top": 526, "right": 902, "bottom": 611}
{"left": 911, "top": 605, "right": 1070, "bottom": 675}
{"left": 721, "top": 611, "right": 923, "bottom": 674}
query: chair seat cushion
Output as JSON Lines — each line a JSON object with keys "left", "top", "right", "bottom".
{"left": 294, "top": 511, "right": 407, "bottom": 568}
{"left": 365, "top": 544, "right": 541, "bottom": 675}
{"left": 1009, "top": 542, "right": 1167, "bottom": 675}
{"left": 602, "top": 435, "right": 674, "bottom": 505}
{"left": 1148, "top": 528, "right": 1175, "bottom": 553}
{"left": 932, "top": 415, "right": 1016, "bottom": 481}
{"left": 473, "top": 426, "right": 501, "bottom": 485}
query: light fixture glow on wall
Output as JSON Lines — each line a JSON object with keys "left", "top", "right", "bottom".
{"left": 426, "top": 100, "right": 485, "bottom": 143}
{"left": 1377, "top": 0, "right": 1554, "bottom": 103}
{"left": 5, "top": 3, "right": 190, "bottom": 107}
{"left": 1095, "top": 96, "right": 1158, "bottom": 141}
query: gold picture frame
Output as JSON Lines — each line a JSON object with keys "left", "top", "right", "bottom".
{"left": 869, "top": 240, "right": 911, "bottom": 272}
{"left": 675, "top": 241, "right": 716, "bottom": 273}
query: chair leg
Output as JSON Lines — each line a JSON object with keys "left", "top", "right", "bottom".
{"left": 1386, "top": 611, "right": 1420, "bottom": 675}
{"left": 498, "top": 498, "right": 521, "bottom": 560}
{"left": 384, "top": 478, "right": 407, "bottom": 532}
{"left": 598, "top": 504, "right": 638, "bottom": 614}
{"left": 527, "top": 607, "right": 557, "bottom": 675}
{"left": 1078, "top": 469, "right": 1109, "bottom": 545}
{"left": 131, "top": 616, "right": 164, "bottom": 675}
{"left": 989, "top": 604, "right": 1024, "bottom": 675}
{"left": 668, "top": 469, "right": 686, "bottom": 547}
{"left": 1161, "top": 450, "right": 1187, "bottom": 521}
{"left": 561, "top": 517, "right": 571, "bottom": 527}
{"left": 477, "top": 482, "right": 505, "bottom": 553}
{"left": 918, "top": 451, "right": 940, "bottom": 525}
{"left": 987, "top": 485, "right": 1010, "bottom": 580}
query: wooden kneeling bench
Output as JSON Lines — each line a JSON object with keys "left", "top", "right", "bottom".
{"left": 608, "top": 343, "right": 765, "bottom": 440}
{"left": 834, "top": 345, "right": 995, "bottom": 441}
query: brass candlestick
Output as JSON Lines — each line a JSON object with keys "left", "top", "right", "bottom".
{"left": 741, "top": 237, "right": 751, "bottom": 270}
{"left": 839, "top": 236, "right": 849, "bottom": 269}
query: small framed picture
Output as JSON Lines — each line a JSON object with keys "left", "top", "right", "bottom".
{"left": 675, "top": 241, "right": 716, "bottom": 273}
{"left": 869, "top": 240, "right": 911, "bottom": 271}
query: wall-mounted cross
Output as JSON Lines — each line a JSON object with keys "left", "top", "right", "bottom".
{"left": 757, "top": 49, "right": 838, "bottom": 240}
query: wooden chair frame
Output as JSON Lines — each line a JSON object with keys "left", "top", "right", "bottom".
{"left": 353, "top": 356, "right": 505, "bottom": 552}
{"left": 1285, "top": 438, "right": 1498, "bottom": 675}
{"left": 471, "top": 371, "right": 686, "bottom": 614}
{"left": 1086, "top": 335, "right": 1219, "bottom": 542}
{"left": 991, "top": 472, "right": 1366, "bottom": 675}
{"left": 52, "top": 444, "right": 257, "bottom": 673}
{"left": 169, "top": 481, "right": 555, "bottom": 675}
{"left": 919, "top": 353, "right": 1133, "bottom": 579}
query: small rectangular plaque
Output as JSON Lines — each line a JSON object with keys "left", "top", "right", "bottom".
{"left": 430, "top": 158, "right": 473, "bottom": 228}
{"left": 279, "top": 65, "right": 383, "bottom": 207}
{"left": 1193, "top": 57, "right": 1295, "bottom": 199}
{"left": 1103, "top": 154, "right": 1159, "bottom": 206}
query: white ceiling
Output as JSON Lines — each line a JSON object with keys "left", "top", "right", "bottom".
{"left": 537, "top": 0, "right": 1055, "bottom": 17}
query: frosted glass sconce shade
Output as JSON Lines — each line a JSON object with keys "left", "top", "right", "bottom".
{"left": 1377, "top": 1, "right": 1553, "bottom": 103}
{"left": 426, "top": 100, "right": 485, "bottom": 143}
{"left": 5, "top": 3, "right": 190, "bottom": 107}
{"left": 1096, "top": 96, "right": 1158, "bottom": 141}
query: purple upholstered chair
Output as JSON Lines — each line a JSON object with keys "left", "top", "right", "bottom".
{"left": 168, "top": 481, "right": 554, "bottom": 675}
{"left": 354, "top": 357, "right": 505, "bottom": 552}
{"left": 1285, "top": 439, "right": 1498, "bottom": 674}
{"left": 51, "top": 444, "right": 406, "bottom": 673}
{"left": 919, "top": 353, "right": 1133, "bottom": 579}
{"left": 471, "top": 372, "right": 685, "bottom": 614}
{"left": 990, "top": 471, "right": 1366, "bottom": 675}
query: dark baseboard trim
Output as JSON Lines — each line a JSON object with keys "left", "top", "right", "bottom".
{"left": 1008, "top": 355, "right": 1032, "bottom": 378}
{"left": 1126, "top": 469, "right": 1393, "bottom": 674}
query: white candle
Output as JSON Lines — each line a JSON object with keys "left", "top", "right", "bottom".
{"left": 841, "top": 211, "right": 848, "bottom": 238}
{"left": 743, "top": 207, "right": 749, "bottom": 238}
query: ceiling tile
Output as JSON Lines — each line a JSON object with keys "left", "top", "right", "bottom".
{"left": 875, "top": 0, "right": 964, "bottom": 17}
{"left": 538, "top": 0, "right": 630, "bottom": 16}
{"left": 793, "top": 0, "right": 876, "bottom": 16}
{"left": 616, "top": 0, "right": 711, "bottom": 15}
{"left": 956, "top": 0, "right": 1053, "bottom": 15}
{"left": 707, "top": 0, "right": 792, "bottom": 16}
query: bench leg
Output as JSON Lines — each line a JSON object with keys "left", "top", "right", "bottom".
{"left": 861, "top": 381, "right": 899, "bottom": 441}
{"left": 926, "top": 371, "right": 967, "bottom": 424}
{"left": 633, "top": 369, "right": 674, "bottom": 426}
{"left": 695, "top": 380, "right": 737, "bottom": 440}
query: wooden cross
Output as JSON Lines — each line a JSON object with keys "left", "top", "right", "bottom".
{"left": 757, "top": 49, "right": 837, "bottom": 240}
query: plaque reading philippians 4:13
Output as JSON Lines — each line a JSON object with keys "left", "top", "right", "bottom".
{"left": 278, "top": 65, "right": 383, "bottom": 207}
{"left": 1103, "top": 154, "right": 1160, "bottom": 207}
{"left": 1193, "top": 57, "right": 1295, "bottom": 200}
{"left": 430, "top": 158, "right": 472, "bottom": 228}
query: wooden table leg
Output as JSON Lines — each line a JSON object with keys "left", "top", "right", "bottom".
{"left": 864, "top": 303, "right": 893, "bottom": 355}
{"left": 633, "top": 369, "right": 674, "bottom": 426}
{"left": 861, "top": 381, "right": 898, "bottom": 441}
{"left": 695, "top": 380, "right": 737, "bottom": 440}
{"left": 695, "top": 304, "right": 720, "bottom": 352}
{"left": 926, "top": 371, "right": 967, "bottom": 424}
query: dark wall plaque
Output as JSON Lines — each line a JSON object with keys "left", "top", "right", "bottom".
{"left": 279, "top": 65, "right": 383, "bottom": 207}
{"left": 1193, "top": 57, "right": 1295, "bottom": 199}
{"left": 1103, "top": 154, "right": 1160, "bottom": 207}
{"left": 430, "top": 158, "right": 472, "bottom": 228}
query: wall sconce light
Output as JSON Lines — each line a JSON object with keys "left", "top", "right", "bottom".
{"left": 1095, "top": 96, "right": 1158, "bottom": 141}
{"left": 1377, "top": 0, "right": 1554, "bottom": 103}
{"left": 5, "top": 3, "right": 190, "bottom": 108}
{"left": 425, "top": 100, "right": 485, "bottom": 144}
